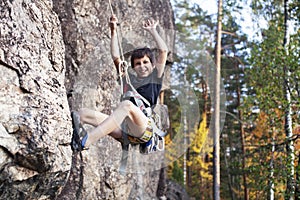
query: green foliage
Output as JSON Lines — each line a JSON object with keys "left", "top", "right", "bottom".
{"left": 245, "top": 2, "right": 300, "bottom": 125}
{"left": 242, "top": 0, "right": 300, "bottom": 198}
{"left": 171, "top": 161, "right": 184, "bottom": 185}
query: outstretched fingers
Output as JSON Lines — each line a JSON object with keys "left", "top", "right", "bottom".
{"left": 142, "top": 18, "right": 159, "bottom": 30}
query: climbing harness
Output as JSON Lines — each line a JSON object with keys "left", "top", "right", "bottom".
{"left": 117, "top": 65, "right": 168, "bottom": 173}
{"left": 118, "top": 65, "right": 167, "bottom": 139}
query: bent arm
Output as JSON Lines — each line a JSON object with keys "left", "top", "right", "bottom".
{"left": 151, "top": 29, "right": 168, "bottom": 78}
{"left": 143, "top": 19, "right": 168, "bottom": 78}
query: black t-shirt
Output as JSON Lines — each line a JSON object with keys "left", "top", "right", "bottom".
{"left": 124, "top": 68, "right": 162, "bottom": 107}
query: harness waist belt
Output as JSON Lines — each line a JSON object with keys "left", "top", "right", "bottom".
{"left": 150, "top": 118, "right": 167, "bottom": 137}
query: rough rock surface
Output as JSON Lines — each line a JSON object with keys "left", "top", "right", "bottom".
{"left": 166, "top": 180, "right": 190, "bottom": 200}
{"left": 0, "top": 0, "right": 72, "bottom": 199}
{"left": 0, "top": 0, "right": 176, "bottom": 199}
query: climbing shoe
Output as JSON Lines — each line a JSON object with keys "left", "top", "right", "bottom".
{"left": 71, "top": 111, "right": 89, "bottom": 152}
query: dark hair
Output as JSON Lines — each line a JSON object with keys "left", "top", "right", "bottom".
{"left": 130, "top": 47, "right": 155, "bottom": 68}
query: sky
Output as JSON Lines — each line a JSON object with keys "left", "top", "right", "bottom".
{"left": 193, "top": 0, "right": 217, "bottom": 14}
{"left": 172, "top": 0, "right": 268, "bottom": 41}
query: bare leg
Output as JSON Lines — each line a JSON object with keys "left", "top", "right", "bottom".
{"left": 78, "top": 107, "right": 122, "bottom": 139}
{"left": 78, "top": 108, "right": 108, "bottom": 127}
{"left": 84, "top": 100, "right": 148, "bottom": 147}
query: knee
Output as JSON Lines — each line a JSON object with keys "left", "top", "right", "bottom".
{"left": 78, "top": 108, "right": 90, "bottom": 121}
{"left": 118, "top": 100, "right": 135, "bottom": 114}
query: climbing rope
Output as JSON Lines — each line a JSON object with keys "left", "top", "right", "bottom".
{"left": 118, "top": 60, "right": 130, "bottom": 95}
{"left": 108, "top": 0, "right": 125, "bottom": 62}
{"left": 108, "top": 0, "right": 132, "bottom": 95}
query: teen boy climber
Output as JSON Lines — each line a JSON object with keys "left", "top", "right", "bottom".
{"left": 71, "top": 15, "right": 168, "bottom": 151}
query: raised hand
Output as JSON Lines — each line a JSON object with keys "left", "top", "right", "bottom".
{"left": 109, "top": 15, "right": 118, "bottom": 31}
{"left": 142, "top": 18, "right": 159, "bottom": 31}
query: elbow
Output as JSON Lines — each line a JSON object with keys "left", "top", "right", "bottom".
{"left": 112, "top": 55, "right": 119, "bottom": 61}
{"left": 111, "top": 51, "right": 120, "bottom": 61}
{"left": 160, "top": 49, "right": 169, "bottom": 59}
{"left": 160, "top": 48, "right": 168, "bottom": 54}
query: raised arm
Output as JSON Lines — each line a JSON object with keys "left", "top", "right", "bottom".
{"left": 143, "top": 19, "right": 168, "bottom": 78}
{"left": 109, "top": 15, "right": 121, "bottom": 72}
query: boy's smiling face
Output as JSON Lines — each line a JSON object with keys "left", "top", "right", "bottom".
{"left": 133, "top": 55, "right": 155, "bottom": 78}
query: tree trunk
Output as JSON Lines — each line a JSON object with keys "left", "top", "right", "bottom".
{"left": 269, "top": 137, "right": 275, "bottom": 200}
{"left": 213, "top": 0, "right": 222, "bottom": 199}
{"left": 183, "top": 108, "right": 188, "bottom": 186}
{"left": 236, "top": 62, "right": 249, "bottom": 200}
{"left": 283, "top": 0, "right": 295, "bottom": 199}
{"left": 295, "top": 152, "right": 300, "bottom": 200}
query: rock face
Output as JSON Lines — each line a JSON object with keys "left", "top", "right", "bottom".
{"left": 0, "top": 0, "right": 72, "bottom": 199}
{"left": 0, "top": 0, "right": 175, "bottom": 199}
{"left": 166, "top": 180, "right": 190, "bottom": 200}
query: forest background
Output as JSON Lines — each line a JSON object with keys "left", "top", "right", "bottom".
{"left": 166, "top": 0, "right": 300, "bottom": 199}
